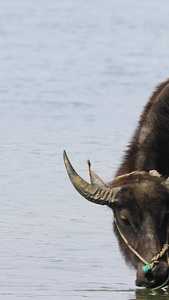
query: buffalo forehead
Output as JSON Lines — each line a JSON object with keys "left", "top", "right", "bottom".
{"left": 118, "top": 180, "right": 168, "bottom": 210}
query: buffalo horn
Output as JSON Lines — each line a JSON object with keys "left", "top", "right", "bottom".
{"left": 63, "top": 150, "right": 117, "bottom": 205}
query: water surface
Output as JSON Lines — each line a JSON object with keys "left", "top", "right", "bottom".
{"left": 1, "top": 0, "right": 169, "bottom": 299}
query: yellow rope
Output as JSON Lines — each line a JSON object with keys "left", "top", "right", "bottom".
{"left": 150, "top": 244, "right": 169, "bottom": 268}
{"left": 114, "top": 219, "right": 150, "bottom": 265}
{"left": 114, "top": 219, "right": 169, "bottom": 272}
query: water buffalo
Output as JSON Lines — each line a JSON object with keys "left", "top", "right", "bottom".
{"left": 63, "top": 78, "right": 169, "bottom": 289}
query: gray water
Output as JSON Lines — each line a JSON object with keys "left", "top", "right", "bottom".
{"left": 1, "top": 0, "right": 169, "bottom": 299}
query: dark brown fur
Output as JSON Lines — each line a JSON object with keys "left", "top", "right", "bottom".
{"left": 110, "top": 79, "right": 169, "bottom": 287}
{"left": 114, "top": 79, "right": 169, "bottom": 179}
{"left": 65, "top": 79, "right": 169, "bottom": 288}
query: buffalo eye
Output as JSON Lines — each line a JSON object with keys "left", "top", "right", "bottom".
{"left": 121, "top": 215, "right": 131, "bottom": 226}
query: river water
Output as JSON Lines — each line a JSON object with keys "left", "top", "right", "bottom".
{"left": 1, "top": 0, "right": 169, "bottom": 299}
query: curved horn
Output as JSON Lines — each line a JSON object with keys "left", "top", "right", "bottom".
{"left": 63, "top": 150, "right": 118, "bottom": 205}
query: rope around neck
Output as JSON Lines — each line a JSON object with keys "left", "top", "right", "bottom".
{"left": 114, "top": 218, "right": 169, "bottom": 288}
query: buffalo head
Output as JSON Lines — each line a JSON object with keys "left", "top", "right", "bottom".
{"left": 63, "top": 150, "right": 169, "bottom": 289}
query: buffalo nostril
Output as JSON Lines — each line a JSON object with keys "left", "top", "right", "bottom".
{"left": 136, "top": 263, "right": 169, "bottom": 288}
{"left": 144, "top": 264, "right": 169, "bottom": 288}
{"left": 145, "top": 270, "right": 154, "bottom": 283}
{"left": 145, "top": 271, "right": 154, "bottom": 284}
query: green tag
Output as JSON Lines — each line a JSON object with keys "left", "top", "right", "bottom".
{"left": 142, "top": 265, "right": 151, "bottom": 273}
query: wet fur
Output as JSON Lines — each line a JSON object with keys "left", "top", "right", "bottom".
{"left": 114, "top": 79, "right": 169, "bottom": 179}
{"left": 111, "top": 79, "right": 169, "bottom": 270}
{"left": 111, "top": 173, "right": 169, "bottom": 268}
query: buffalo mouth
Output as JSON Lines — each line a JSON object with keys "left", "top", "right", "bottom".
{"left": 136, "top": 262, "right": 169, "bottom": 289}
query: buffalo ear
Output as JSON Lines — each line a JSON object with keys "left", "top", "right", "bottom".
{"left": 86, "top": 160, "right": 122, "bottom": 207}
{"left": 87, "top": 160, "right": 109, "bottom": 188}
